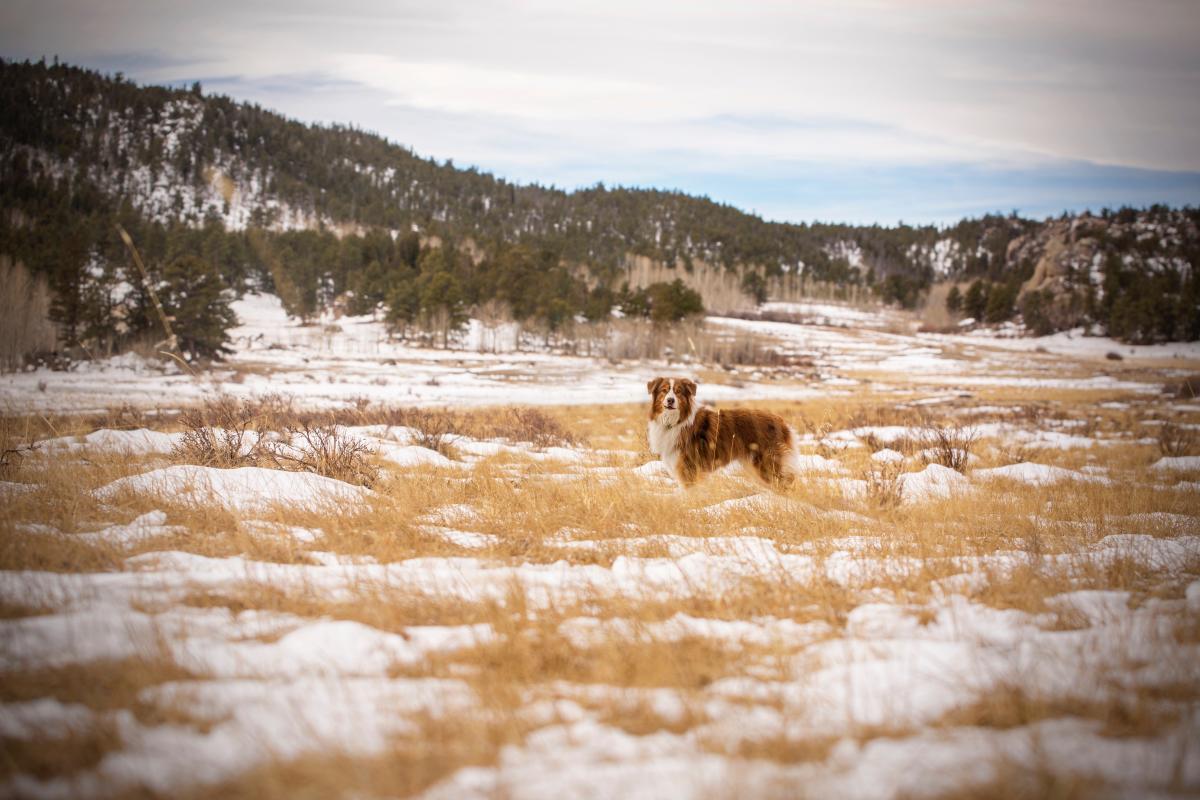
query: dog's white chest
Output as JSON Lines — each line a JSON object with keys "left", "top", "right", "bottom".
{"left": 647, "top": 419, "right": 679, "bottom": 456}
{"left": 648, "top": 419, "right": 683, "bottom": 480}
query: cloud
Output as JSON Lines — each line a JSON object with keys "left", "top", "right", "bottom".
{"left": 2, "top": 0, "right": 1198, "bottom": 222}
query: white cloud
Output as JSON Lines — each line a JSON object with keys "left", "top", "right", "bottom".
{"left": 2, "top": 0, "right": 1198, "bottom": 221}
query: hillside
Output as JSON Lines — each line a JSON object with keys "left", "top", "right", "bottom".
{"left": 1, "top": 58, "right": 1198, "bottom": 353}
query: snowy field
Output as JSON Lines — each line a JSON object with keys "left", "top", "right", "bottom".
{"left": 2, "top": 296, "right": 1200, "bottom": 798}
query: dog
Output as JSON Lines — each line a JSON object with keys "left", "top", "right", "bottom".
{"left": 646, "top": 376, "right": 796, "bottom": 488}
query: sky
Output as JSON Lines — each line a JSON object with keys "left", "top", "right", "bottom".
{"left": 3, "top": 0, "right": 1200, "bottom": 225}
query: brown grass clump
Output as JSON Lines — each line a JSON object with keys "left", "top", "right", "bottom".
{"left": 491, "top": 406, "right": 580, "bottom": 448}
{"left": 920, "top": 422, "right": 979, "bottom": 473}
{"left": 181, "top": 710, "right": 527, "bottom": 800}
{"left": 172, "top": 395, "right": 378, "bottom": 485}
{"left": 0, "top": 655, "right": 195, "bottom": 711}
{"left": 863, "top": 461, "right": 905, "bottom": 509}
{"left": 0, "top": 415, "right": 42, "bottom": 479}
{"left": 268, "top": 423, "right": 379, "bottom": 487}
{"left": 386, "top": 407, "right": 461, "bottom": 457}
{"left": 181, "top": 583, "right": 498, "bottom": 631}
{"left": 935, "top": 681, "right": 1183, "bottom": 738}
{"left": 1156, "top": 421, "right": 1197, "bottom": 458}
{"left": 703, "top": 730, "right": 840, "bottom": 766}
{"left": 173, "top": 395, "right": 271, "bottom": 467}
{"left": 0, "top": 719, "right": 124, "bottom": 781}
{"left": 904, "top": 762, "right": 1101, "bottom": 800}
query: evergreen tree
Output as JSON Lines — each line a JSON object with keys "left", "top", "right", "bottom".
{"left": 945, "top": 285, "right": 962, "bottom": 314}
{"left": 963, "top": 280, "right": 989, "bottom": 320}
{"left": 984, "top": 281, "right": 1019, "bottom": 323}
{"left": 158, "top": 255, "right": 237, "bottom": 359}
{"left": 647, "top": 280, "right": 704, "bottom": 323}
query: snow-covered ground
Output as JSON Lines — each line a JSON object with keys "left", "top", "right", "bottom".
{"left": 4, "top": 294, "right": 1194, "bottom": 414}
{"left": 2, "top": 293, "right": 1199, "bottom": 798}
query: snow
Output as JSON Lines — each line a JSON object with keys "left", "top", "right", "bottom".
{"left": 38, "top": 428, "right": 183, "bottom": 455}
{"left": 0, "top": 480, "right": 37, "bottom": 497}
{"left": 897, "top": 463, "right": 969, "bottom": 502}
{"left": 3, "top": 285, "right": 1189, "bottom": 416}
{"left": 377, "top": 443, "right": 457, "bottom": 468}
{"left": 3, "top": 469, "right": 1199, "bottom": 797}
{"left": 95, "top": 465, "right": 370, "bottom": 512}
{"left": 972, "top": 462, "right": 1107, "bottom": 486}
{"left": 4, "top": 282, "right": 1200, "bottom": 797}
{"left": 1151, "top": 456, "right": 1200, "bottom": 472}
{"left": 178, "top": 619, "right": 493, "bottom": 678}
{"left": 76, "top": 511, "right": 185, "bottom": 546}
{"left": 756, "top": 301, "right": 903, "bottom": 329}
{"left": 793, "top": 453, "right": 847, "bottom": 473}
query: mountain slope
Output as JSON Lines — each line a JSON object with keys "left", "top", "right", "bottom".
{"left": 1, "top": 58, "right": 1198, "bottom": 347}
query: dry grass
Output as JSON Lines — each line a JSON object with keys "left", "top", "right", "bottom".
{"left": 0, "top": 656, "right": 196, "bottom": 717}
{"left": 1156, "top": 421, "right": 1198, "bottom": 457}
{"left": 904, "top": 765, "right": 1101, "bottom": 800}
{"left": 182, "top": 710, "right": 527, "bottom": 800}
{"left": 863, "top": 460, "right": 905, "bottom": 509}
{"left": 2, "top": 385, "right": 1199, "bottom": 796}
{"left": 181, "top": 583, "right": 499, "bottom": 630}
{"left": 934, "top": 682, "right": 1185, "bottom": 738}
{"left": 0, "top": 647, "right": 211, "bottom": 782}
{"left": 0, "top": 719, "right": 124, "bottom": 781}
{"left": 919, "top": 422, "right": 979, "bottom": 472}
{"left": 268, "top": 422, "right": 379, "bottom": 487}
{"left": 172, "top": 396, "right": 378, "bottom": 485}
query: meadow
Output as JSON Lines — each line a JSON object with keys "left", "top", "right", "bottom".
{"left": 1, "top": 298, "right": 1198, "bottom": 798}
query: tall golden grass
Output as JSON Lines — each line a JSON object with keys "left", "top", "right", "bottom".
{"left": 1, "top": 384, "right": 1197, "bottom": 795}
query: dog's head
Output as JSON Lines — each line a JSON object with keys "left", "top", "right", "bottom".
{"left": 647, "top": 377, "right": 697, "bottom": 426}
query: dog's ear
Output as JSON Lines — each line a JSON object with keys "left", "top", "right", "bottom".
{"left": 678, "top": 378, "right": 698, "bottom": 395}
{"left": 647, "top": 377, "right": 664, "bottom": 395}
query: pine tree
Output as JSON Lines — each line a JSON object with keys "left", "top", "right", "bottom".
{"left": 964, "top": 280, "right": 989, "bottom": 320}
{"left": 158, "top": 255, "right": 237, "bottom": 359}
{"left": 945, "top": 285, "right": 962, "bottom": 314}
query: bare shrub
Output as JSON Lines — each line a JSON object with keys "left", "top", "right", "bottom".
{"left": 920, "top": 423, "right": 978, "bottom": 473}
{"left": 1156, "top": 422, "right": 1197, "bottom": 458}
{"left": 0, "top": 256, "right": 57, "bottom": 372}
{"left": 1168, "top": 374, "right": 1200, "bottom": 399}
{"left": 172, "top": 395, "right": 379, "bottom": 484}
{"left": 493, "top": 408, "right": 579, "bottom": 448}
{"left": 268, "top": 424, "right": 379, "bottom": 487}
{"left": 389, "top": 408, "right": 461, "bottom": 457}
{"left": 864, "top": 461, "right": 904, "bottom": 509}
{"left": 858, "top": 432, "right": 886, "bottom": 453}
{"left": 0, "top": 418, "right": 38, "bottom": 479}
{"left": 173, "top": 396, "right": 266, "bottom": 467}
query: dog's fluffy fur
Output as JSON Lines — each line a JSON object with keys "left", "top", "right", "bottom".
{"left": 646, "top": 376, "right": 796, "bottom": 487}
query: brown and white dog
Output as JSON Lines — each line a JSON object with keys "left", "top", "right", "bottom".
{"left": 646, "top": 376, "right": 796, "bottom": 488}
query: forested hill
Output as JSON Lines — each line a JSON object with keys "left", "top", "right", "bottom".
{"left": 2, "top": 58, "right": 1199, "bottom": 349}
{"left": 0, "top": 58, "right": 932, "bottom": 281}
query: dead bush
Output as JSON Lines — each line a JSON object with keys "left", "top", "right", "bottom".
{"left": 920, "top": 423, "right": 978, "bottom": 473}
{"left": 268, "top": 424, "right": 379, "bottom": 487}
{"left": 173, "top": 398, "right": 265, "bottom": 467}
{"left": 1169, "top": 374, "right": 1200, "bottom": 399}
{"left": 388, "top": 408, "right": 461, "bottom": 457}
{"left": 493, "top": 407, "right": 580, "bottom": 448}
{"left": 1156, "top": 422, "right": 1196, "bottom": 458}
{"left": 0, "top": 417, "right": 38, "bottom": 479}
{"left": 864, "top": 461, "right": 904, "bottom": 509}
